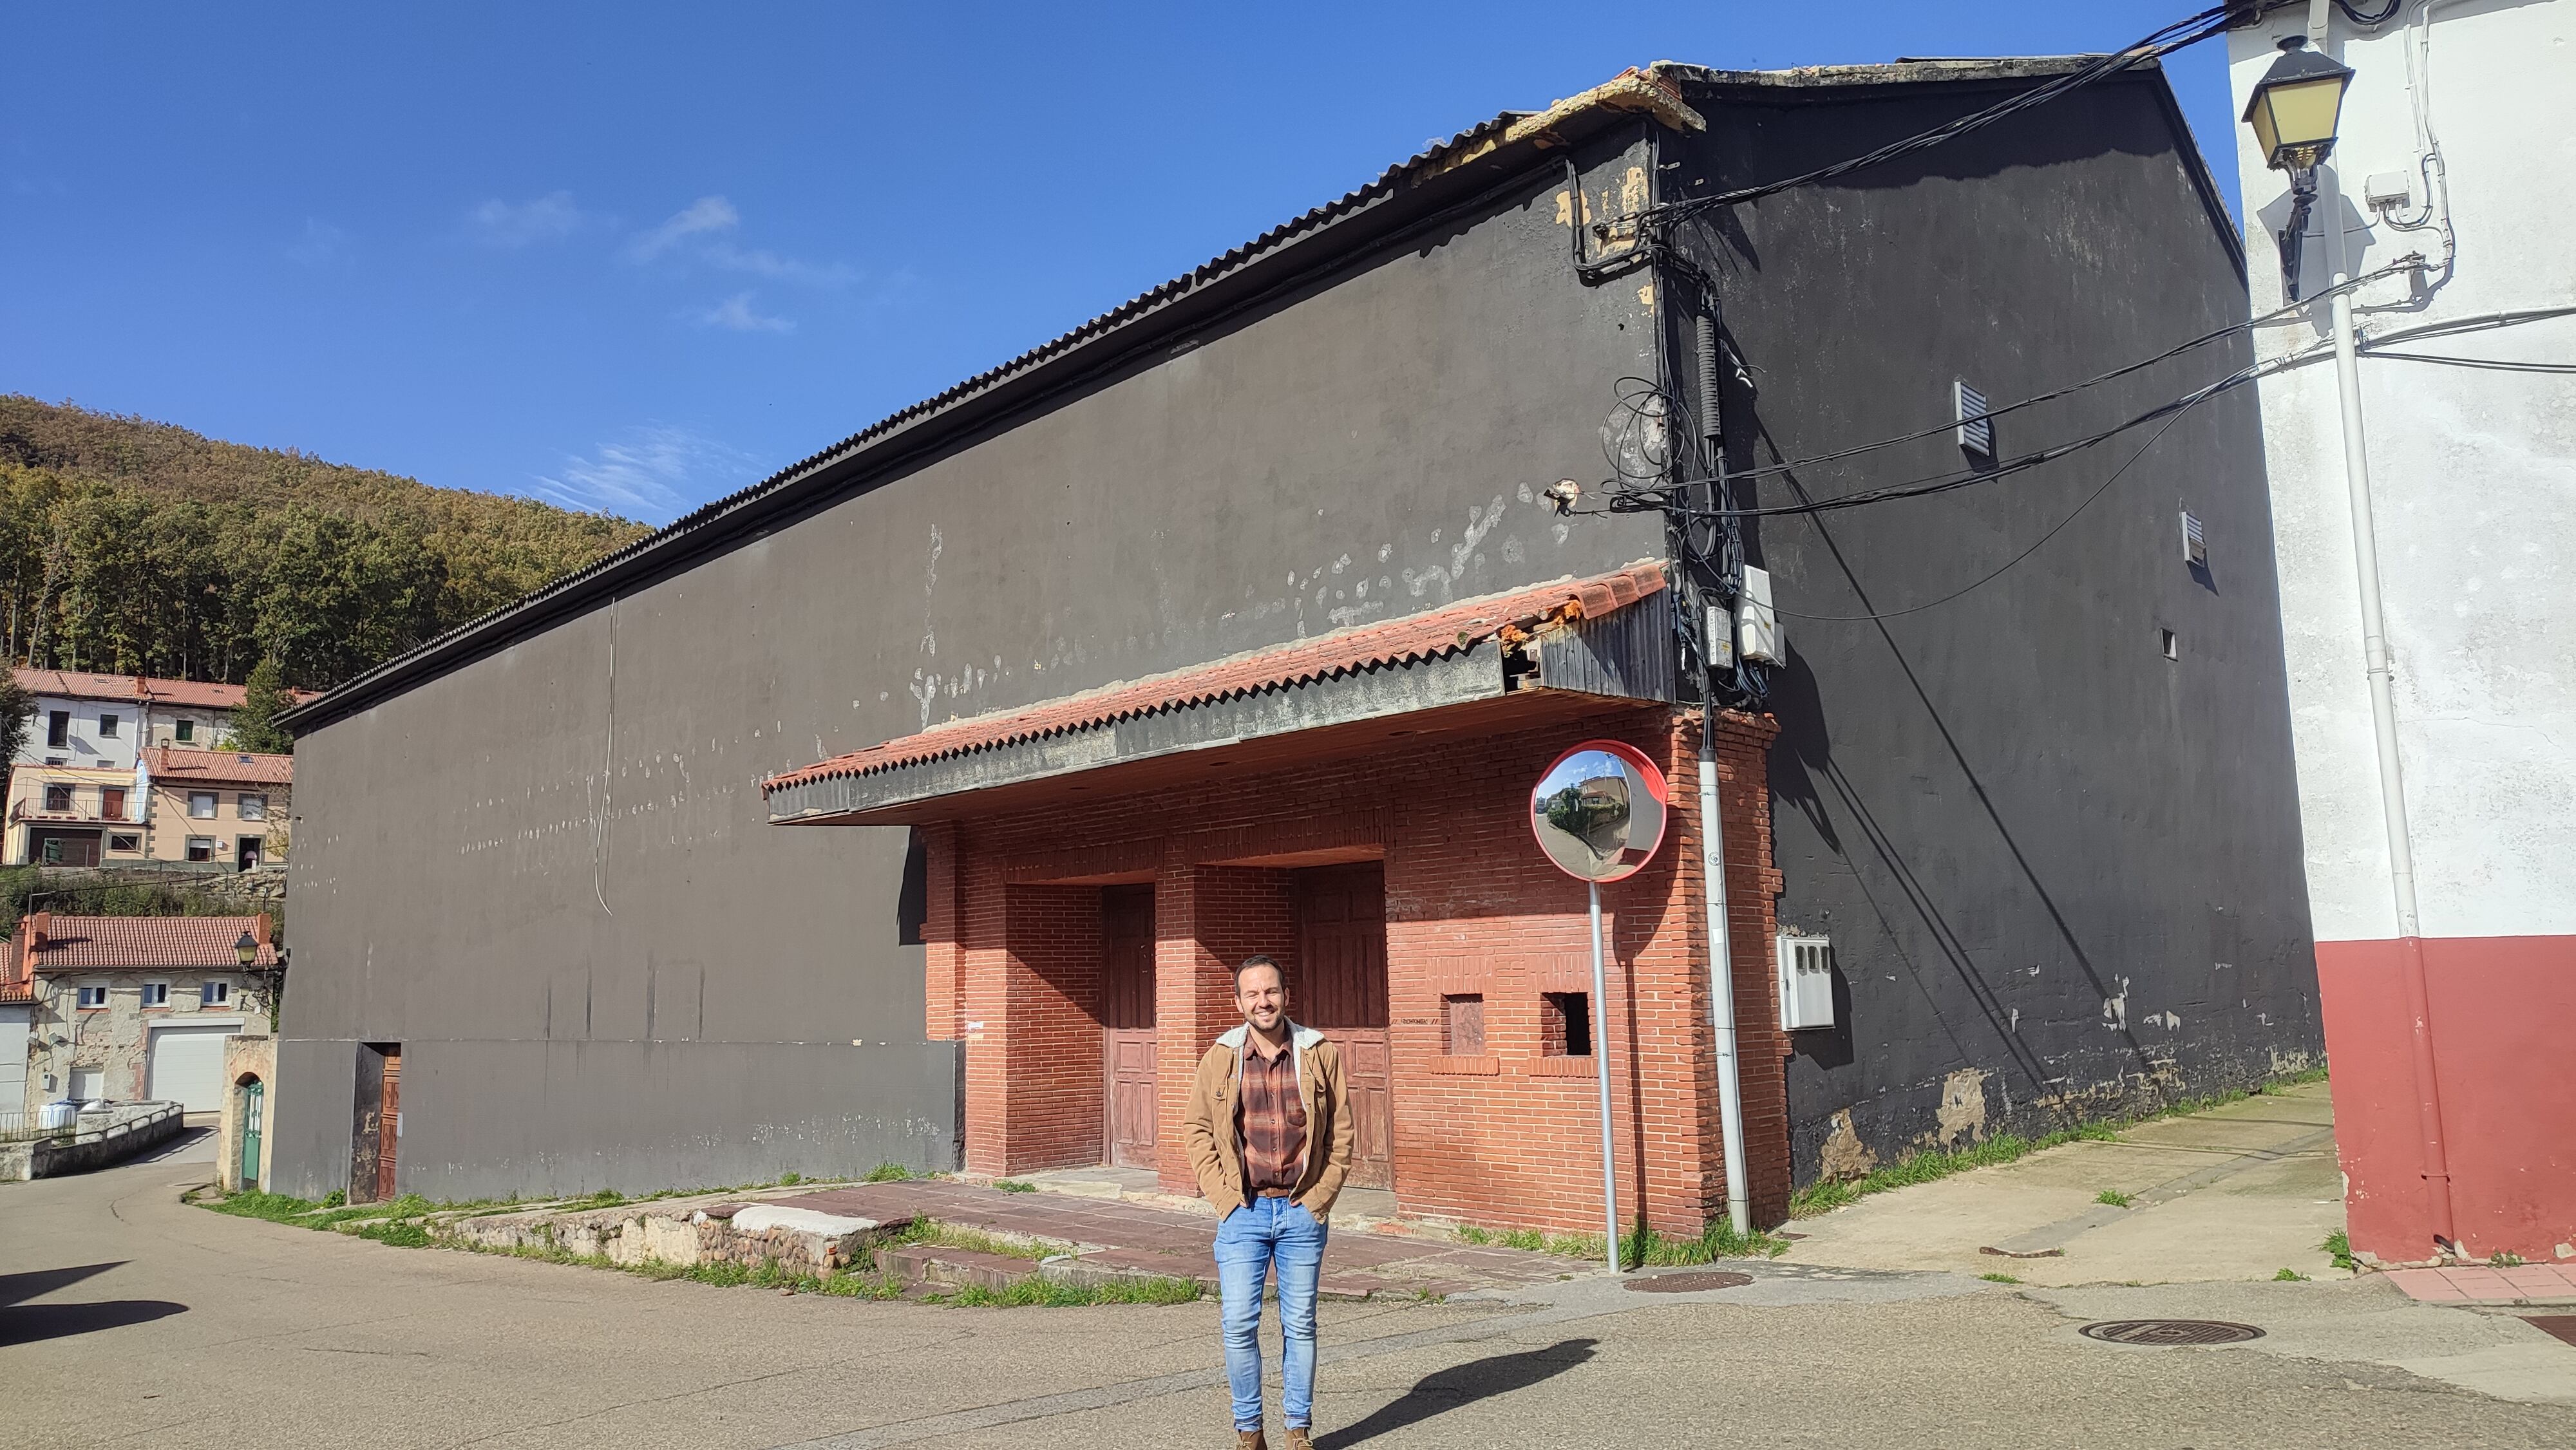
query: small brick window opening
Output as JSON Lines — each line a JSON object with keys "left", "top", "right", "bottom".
{"left": 1441, "top": 993, "right": 1485, "bottom": 1056}
{"left": 1542, "top": 991, "right": 1594, "bottom": 1057}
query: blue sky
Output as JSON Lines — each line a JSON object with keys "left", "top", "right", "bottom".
{"left": 2, "top": 3, "right": 2242, "bottom": 525}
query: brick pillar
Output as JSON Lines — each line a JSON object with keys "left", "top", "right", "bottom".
{"left": 958, "top": 847, "right": 1010, "bottom": 1174}
{"left": 922, "top": 823, "right": 962, "bottom": 1041}
{"left": 1153, "top": 863, "right": 1296, "bottom": 1196}
{"left": 961, "top": 875, "right": 1109, "bottom": 1176}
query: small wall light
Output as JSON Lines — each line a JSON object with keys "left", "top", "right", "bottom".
{"left": 234, "top": 930, "right": 258, "bottom": 968}
{"left": 2242, "top": 35, "right": 2355, "bottom": 302}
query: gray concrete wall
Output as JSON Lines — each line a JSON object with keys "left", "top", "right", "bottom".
{"left": 1668, "top": 70, "right": 2322, "bottom": 1180}
{"left": 278, "top": 135, "right": 1669, "bottom": 1200}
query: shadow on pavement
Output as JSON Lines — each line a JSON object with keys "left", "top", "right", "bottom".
{"left": 0, "top": 1261, "right": 186, "bottom": 1346}
{"left": 1315, "top": 1337, "right": 1597, "bottom": 1447}
{"left": 1, "top": 1298, "right": 188, "bottom": 1346}
{"left": 1, "top": 1263, "right": 122, "bottom": 1307}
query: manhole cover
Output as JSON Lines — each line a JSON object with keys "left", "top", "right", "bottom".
{"left": 1625, "top": 1271, "right": 1753, "bottom": 1294}
{"left": 2078, "top": 1319, "right": 2265, "bottom": 1346}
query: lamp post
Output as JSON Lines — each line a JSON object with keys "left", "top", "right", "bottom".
{"left": 2242, "top": 35, "right": 2353, "bottom": 303}
{"left": 2243, "top": 22, "right": 2458, "bottom": 1256}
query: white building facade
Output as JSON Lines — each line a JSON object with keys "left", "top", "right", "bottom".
{"left": 2230, "top": 0, "right": 2573, "bottom": 1263}
{"left": 14, "top": 670, "right": 251, "bottom": 771}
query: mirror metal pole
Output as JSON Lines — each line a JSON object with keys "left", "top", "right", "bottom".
{"left": 1591, "top": 878, "right": 1621, "bottom": 1274}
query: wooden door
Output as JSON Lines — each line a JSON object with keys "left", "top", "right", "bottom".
{"left": 1294, "top": 863, "right": 1392, "bottom": 1189}
{"left": 1099, "top": 887, "right": 1158, "bottom": 1169}
{"left": 375, "top": 1047, "right": 402, "bottom": 1202}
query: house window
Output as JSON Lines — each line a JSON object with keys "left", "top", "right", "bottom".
{"left": 175, "top": 719, "right": 196, "bottom": 742}
{"left": 186, "top": 836, "right": 215, "bottom": 863}
{"left": 141, "top": 982, "right": 169, "bottom": 1007}
{"left": 238, "top": 793, "right": 267, "bottom": 821}
{"left": 43, "top": 784, "right": 72, "bottom": 813}
{"left": 76, "top": 985, "right": 108, "bottom": 1009}
{"left": 202, "top": 980, "right": 231, "bottom": 1006}
{"left": 102, "top": 786, "right": 126, "bottom": 820}
{"left": 99, "top": 712, "right": 120, "bottom": 739}
{"left": 189, "top": 791, "right": 218, "bottom": 819}
{"left": 108, "top": 833, "right": 140, "bottom": 853}
{"left": 1441, "top": 994, "right": 1486, "bottom": 1056}
{"left": 47, "top": 710, "right": 69, "bottom": 748}
{"left": 1540, "top": 991, "right": 1593, "bottom": 1057}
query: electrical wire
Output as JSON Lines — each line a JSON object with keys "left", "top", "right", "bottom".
{"left": 1717, "top": 260, "right": 2419, "bottom": 487}
{"left": 2336, "top": 0, "right": 2405, "bottom": 24}
{"left": 1770, "top": 406, "right": 2196, "bottom": 621}
{"left": 1648, "top": 3, "right": 2243, "bottom": 225}
{"left": 2362, "top": 353, "right": 2576, "bottom": 375}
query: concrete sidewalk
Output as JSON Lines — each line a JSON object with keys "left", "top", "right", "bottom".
{"left": 1779, "top": 1080, "right": 2346, "bottom": 1286}
{"left": 775, "top": 1178, "right": 1595, "bottom": 1299}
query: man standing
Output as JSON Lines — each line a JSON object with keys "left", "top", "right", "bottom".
{"left": 1182, "top": 954, "right": 1355, "bottom": 1450}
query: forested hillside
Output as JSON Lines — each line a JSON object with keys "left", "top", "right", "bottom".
{"left": 0, "top": 397, "right": 652, "bottom": 690}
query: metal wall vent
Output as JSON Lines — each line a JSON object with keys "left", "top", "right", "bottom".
{"left": 2182, "top": 511, "right": 2208, "bottom": 567}
{"left": 1955, "top": 380, "right": 1994, "bottom": 458}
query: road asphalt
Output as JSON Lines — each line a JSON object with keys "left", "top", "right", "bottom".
{"left": 3, "top": 1129, "right": 2571, "bottom": 1449}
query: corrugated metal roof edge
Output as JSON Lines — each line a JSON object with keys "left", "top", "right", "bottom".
{"left": 283, "top": 53, "right": 2183, "bottom": 733}
{"left": 761, "top": 561, "right": 1667, "bottom": 793}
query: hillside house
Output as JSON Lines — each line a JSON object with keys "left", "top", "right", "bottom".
{"left": 3, "top": 914, "right": 276, "bottom": 1115}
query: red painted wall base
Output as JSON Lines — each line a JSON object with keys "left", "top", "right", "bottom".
{"left": 2318, "top": 934, "right": 2576, "bottom": 1265}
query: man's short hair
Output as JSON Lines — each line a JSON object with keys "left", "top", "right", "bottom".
{"left": 1235, "top": 955, "right": 1285, "bottom": 992}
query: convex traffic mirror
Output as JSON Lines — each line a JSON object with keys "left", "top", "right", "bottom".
{"left": 1530, "top": 740, "right": 1669, "bottom": 882}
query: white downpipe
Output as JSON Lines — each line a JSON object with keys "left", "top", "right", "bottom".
{"left": 1589, "top": 879, "right": 1622, "bottom": 1274}
{"left": 1700, "top": 726, "right": 1752, "bottom": 1238}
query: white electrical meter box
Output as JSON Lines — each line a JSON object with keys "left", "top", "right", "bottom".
{"left": 1736, "top": 565, "right": 1783, "bottom": 664}
{"left": 1777, "top": 934, "right": 1835, "bottom": 1030}
{"left": 1704, "top": 601, "right": 1736, "bottom": 670}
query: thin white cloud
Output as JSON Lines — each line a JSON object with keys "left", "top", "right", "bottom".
{"left": 627, "top": 195, "right": 739, "bottom": 261}
{"left": 700, "top": 242, "right": 858, "bottom": 288}
{"left": 623, "top": 194, "right": 854, "bottom": 289}
{"left": 691, "top": 291, "right": 795, "bottom": 332}
{"left": 468, "top": 191, "right": 587, "bottom": 247}
{"left": 287, "top": 219, "right": 348, "bottom": 266}
{"left": 529, "top": 427, "right": 756, "bottom": 523}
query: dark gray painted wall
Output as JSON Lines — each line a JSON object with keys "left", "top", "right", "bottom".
{"left": 278, "top": 137, "right": 1669, "bottom": 1199}
{"left": 1667, "top": 73, "right": 2321, "bottom": 1179}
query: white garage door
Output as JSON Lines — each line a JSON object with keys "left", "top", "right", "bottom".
{"left": 146, "top": 1023, "right": 238, "bottom": 1111}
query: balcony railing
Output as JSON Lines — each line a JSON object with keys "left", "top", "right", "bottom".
{"left": 8, "top": 803, "right": 141, "bottom": 824}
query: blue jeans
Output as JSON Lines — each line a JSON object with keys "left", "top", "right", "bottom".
{"left": 1215, "top": 1194, "right": 1327, "bottom": 1431}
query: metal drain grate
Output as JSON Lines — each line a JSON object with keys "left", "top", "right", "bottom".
{"left": 2079, "top": 1319, "right": 2265, "bottom": 1346}
{"left": 1625, "top": 1271, "right": 1754, "bottom": 1294}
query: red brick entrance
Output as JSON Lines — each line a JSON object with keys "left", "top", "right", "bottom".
{"left": 915, "top": 706, "right": 1791, "bottom": 1236}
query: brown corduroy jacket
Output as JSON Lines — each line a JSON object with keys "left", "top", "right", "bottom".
{"left": 1180, "top": 1022, "right": 1355, "bottom": 1223}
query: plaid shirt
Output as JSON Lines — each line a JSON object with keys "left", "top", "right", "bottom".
{"left": 1236, "top": 1036, "right": 1307, "bottom": 1198}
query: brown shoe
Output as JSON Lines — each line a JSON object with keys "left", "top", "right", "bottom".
{"left": 1283, "top": 1431, "right": 1314, "bottom": 1450}
{"left": 1237, "top": 1431, "right": 1269, "bottom": 1450}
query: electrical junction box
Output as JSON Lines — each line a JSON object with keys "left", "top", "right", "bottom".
{"left": 2363, "top": 171, "right": 2414, "bottom": 211}
{"left": 1777, "top": 934, "right": 1835, "bottom": 1030}
{"left": 1704, "top": 601, "right": 1736, "bottom": 670}
{"left": 1736, "top": 565, "right": 1783, "bottom": 664}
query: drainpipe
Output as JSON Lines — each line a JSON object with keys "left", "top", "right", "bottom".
{"left": 1695, "top": 308, "right": 1753, "bottom": 1239}
{"left": 2309, "top": 0, "right": 2456, "bottom": 1254}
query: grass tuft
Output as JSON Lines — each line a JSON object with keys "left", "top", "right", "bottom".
{"left": 2096, "top": 1189, "right": 2134, "bottom": 1209}
{"left": 945, "top": 1274, "right": 1202, "bottom": 1308}
{"left": 1980, "top": 1272, "right": 2021, "bottom": 1284}
{"left": 995, "top": 1180, "right": 1037, "bottom": 1194}
{"left": 2323, "top": 1230, "right": 2358, "bottom": 1272}
{"left": 862, "top": 1163, "right": 914, "bottom": 1183}
{"left": 2274, "top": 1267, "right": 2309, "bottom": 1281}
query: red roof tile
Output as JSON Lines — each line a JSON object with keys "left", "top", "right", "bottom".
{"left": 14, "top": 669, "right": 315, "bottom": 711}
{"left": 143, "top": 746, "right": 294, "bottom": 786}
{"left": 23, "top": 915, "right": 277, "bottom": 972}
{"left": 763, "top": 561, "right": 1667, "bottom": 795}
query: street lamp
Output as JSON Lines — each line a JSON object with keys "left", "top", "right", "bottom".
{"left": 2243, "top": 35, "right": 2354, "bottom": 302}
{"left": 234, "top": 930, "right": 258, "bottom": 968}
